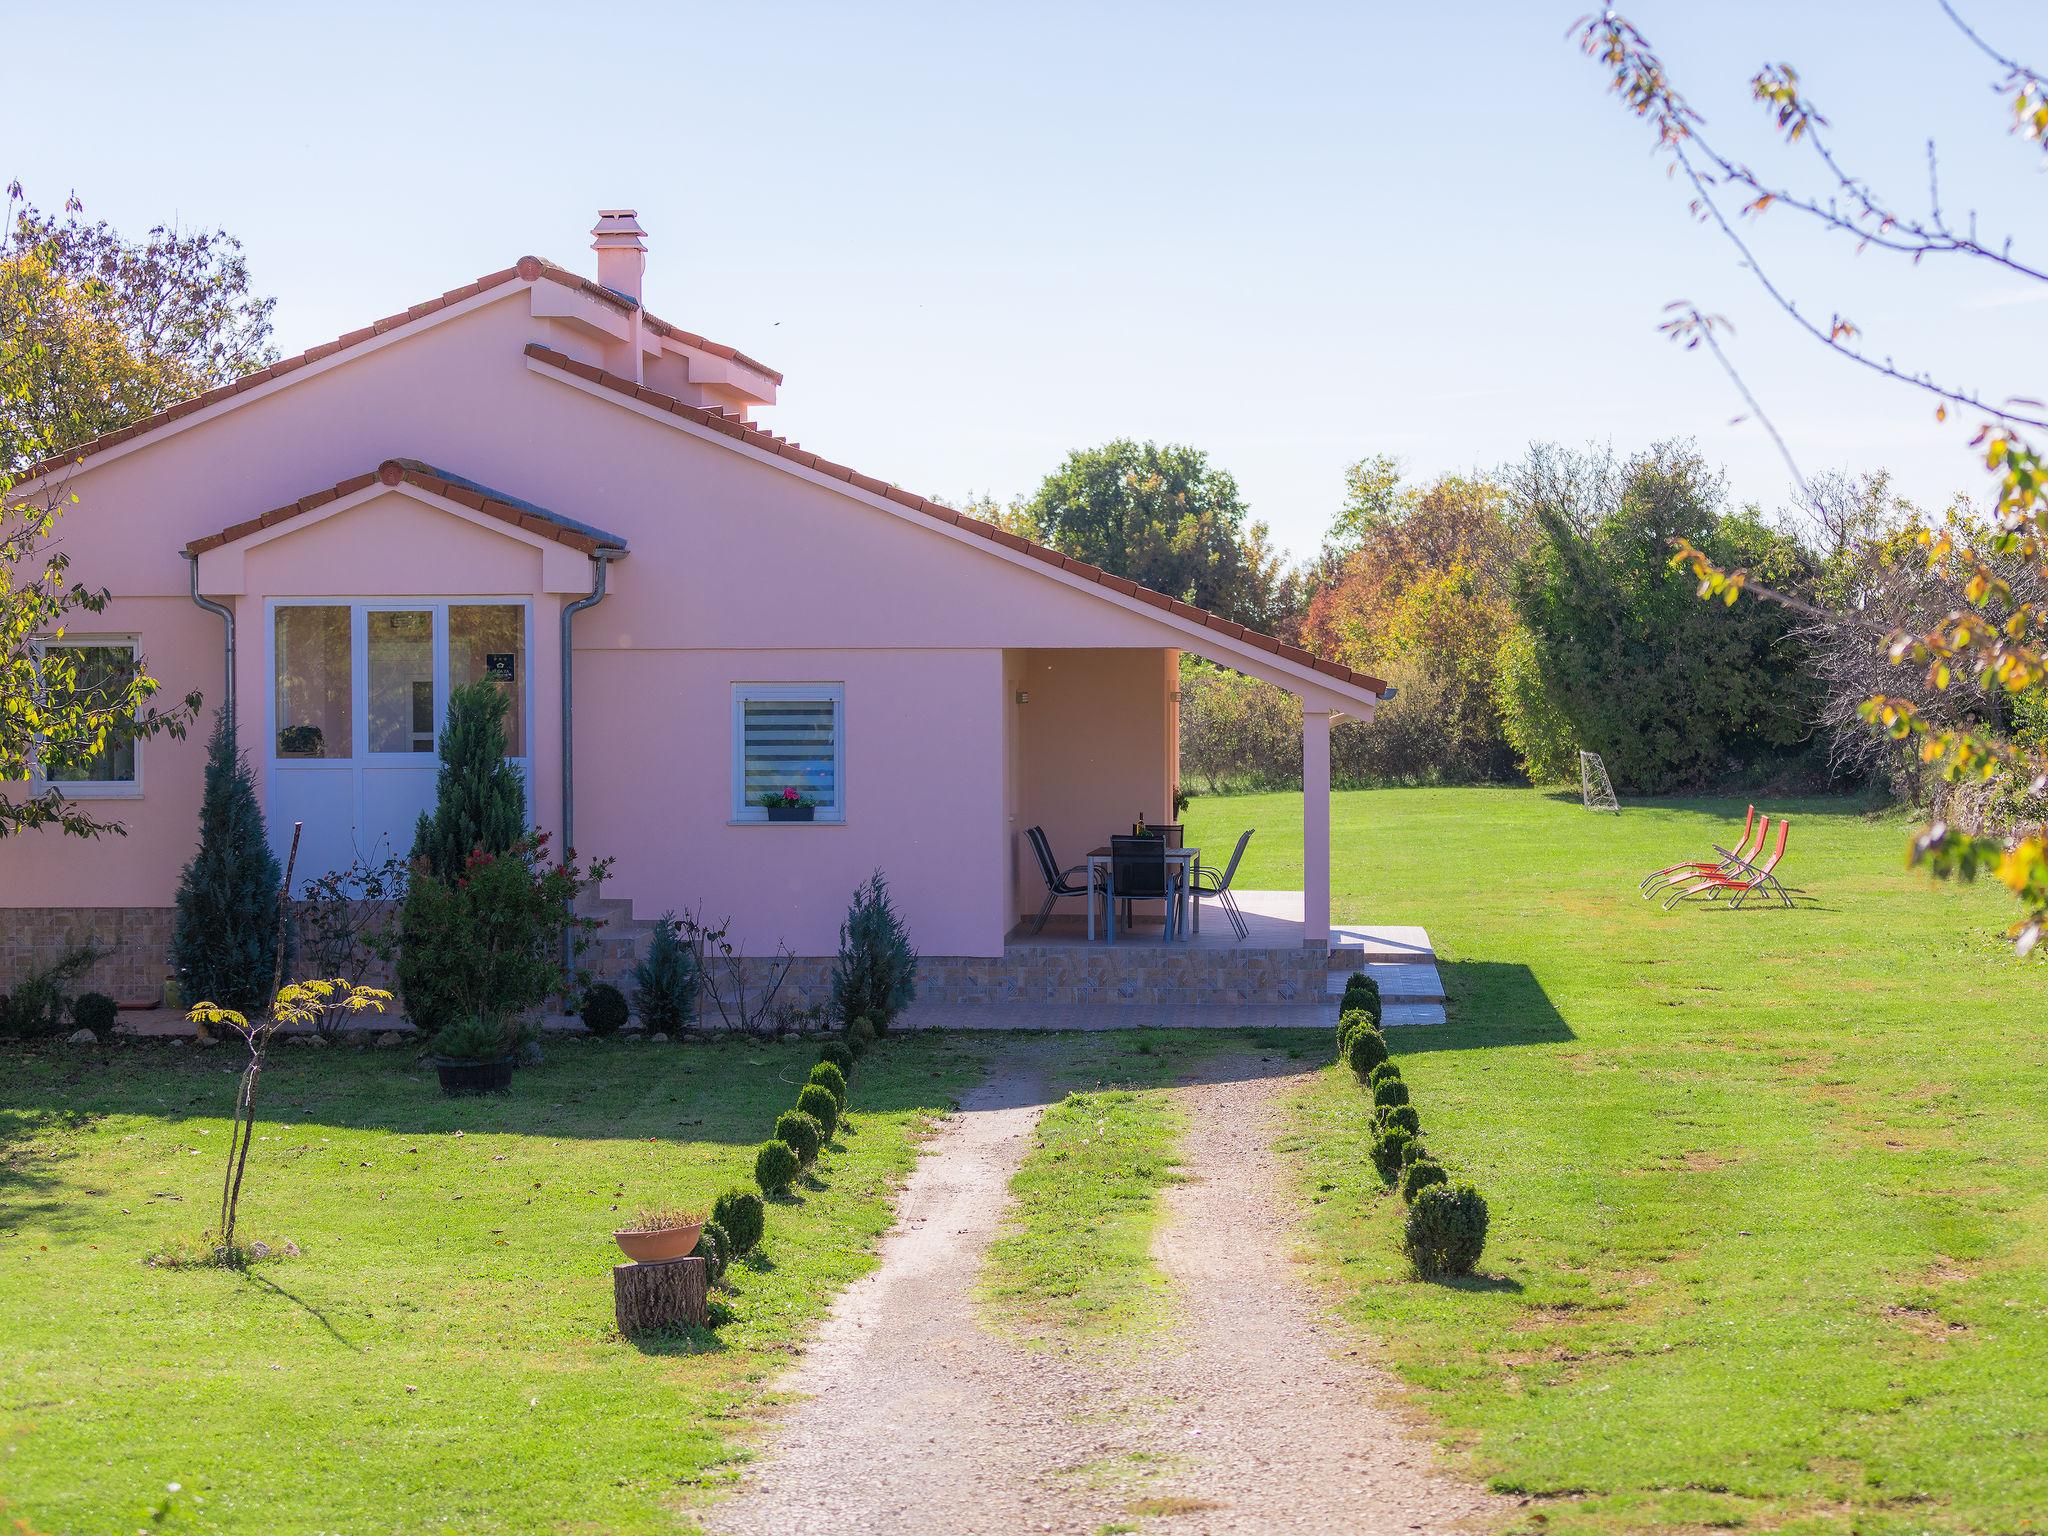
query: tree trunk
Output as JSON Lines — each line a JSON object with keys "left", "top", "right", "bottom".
{"left": 612, "top": 1256, "right": 708, "bottom": 1333}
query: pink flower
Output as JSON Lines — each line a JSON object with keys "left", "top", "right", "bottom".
{"left": 782, "top": 787, "right": 800, "bottom": 803}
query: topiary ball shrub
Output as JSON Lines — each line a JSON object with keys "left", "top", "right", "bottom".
{"left": 1403, "top": 1183, "right": 1489, "bottom": 1277}
{"left": 1367, "top": 1061, "right": 1401, "bottom": 1093}
{"left": 1400, "top": 1158, "right": 1450, "bottom": 1204}
{"left": 1344, "top": 1025, "right": 1389, "bottom": 1080}
{"left": 580, "top": 982, "right": 629, "bottom": 1037}
{"left": 754, "top": 1139, "right": 800, "bottom": 1196}
{"left": 1334, "top": 1006, "right": 1374, "bottom": 1054}
{"left": 847, "top": 1016, "right": 878, "bottom": 1057}
{"left": 712, "top": 1188, "right": 765, "bottom": 1254}
{"left": 1371, "top": 1075, "right": 1410, "bottom": 1111}
{"left": 695, "top": 1221, "right": 727, "bottom": 1282}
{"left": 808, "top": 1060, "right": 849, "bottom": 1109}
{"left": 1375, "top": 1102, "right": 1421, "bottom": 1139}
{"left": 797, "top": 1083, "right": 840, "bottom": 1141}
{"left": 1369, "top": 1124, "right": 1418, "bottom": 1185}
{"left": 71, "top": 992, "right": 118, "bottom": 1034}
{"left": 819, "top": 1040, "right": 856, "bottom": 1077}
{"left": 774, "top": 1109, "right": 823, "bottom": 1166}
{"left": 1344, "top": 973, "right": 1382, "bottom": 1022}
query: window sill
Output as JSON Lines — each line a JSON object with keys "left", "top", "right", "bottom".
{"left": 33, "top": 783, "right": 143, "bottom": 800}
{"left": 726, "top": 817, "right": 845, "bottom": 827}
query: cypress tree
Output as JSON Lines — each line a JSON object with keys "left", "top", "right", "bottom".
{"left": 173, "top": 710, "right": 287, "bottom": 1012}
{"left": 411, "top": 680, "right": 525, "bottom": 881}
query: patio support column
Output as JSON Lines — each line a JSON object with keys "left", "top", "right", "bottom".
{"left": 1302, "top": 708, "right": 1332, "bottom": 951}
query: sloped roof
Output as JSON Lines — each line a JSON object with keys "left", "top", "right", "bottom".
{"left": 522, "top": 342, "right": 1388, "bottom": 697}
{"left": 18, "top": 256, "right": 778, "bottom": 487}
{"left": 182, "top": 457, "right": 628, "bottom": 557}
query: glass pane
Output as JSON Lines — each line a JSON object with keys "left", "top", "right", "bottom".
{"left": 743, "top": 696, "right": 838, "bottom": 810}
{"left": 42, "top": 644, "right": 137, "bottom": 783}
{"left": 274, "top": 607, "right": 352, "bottom": 759}
{"left": 448, "top": 604, "right": 526, "bottom": 758}
{"left": 367, "top": 609, "right": 435, "bottom": 754}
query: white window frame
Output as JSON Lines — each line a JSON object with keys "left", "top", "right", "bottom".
{"left": 731, "top": 683, "right": 845, "bottom": 824}
{"left": 29, "top": 635, "right": 143, "bottom": 798}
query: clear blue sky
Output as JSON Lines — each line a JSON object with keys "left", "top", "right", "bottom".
{"left": 10, "top": 0, "right": 2044, "bottom": 560}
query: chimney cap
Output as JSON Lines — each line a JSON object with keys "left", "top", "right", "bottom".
{"left": 591, "top": 210, "right": 647, "bottom": 250}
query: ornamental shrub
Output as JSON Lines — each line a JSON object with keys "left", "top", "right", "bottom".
{"left": 1375, "top": 1102, "right": 1421, "bottom": 1138}
{"left": 1367, "top": 1061, "right": 1402, "bottom": 1093}
{"left": 1344, "top": 973, "right": 1382, "bottom": 1024}
{"left": 712, "top": 1188, "right": 765, "bottom": 1254}
{"left": 410, "top": 680, "right": 524, "bottom": 884}
{"left": 830, "top": 871, "right": 918, "bottom": 1032}
{"left": 848, "top": 1016, "right": 878, "bottom": 1057}
{"left": 754, "top": 1139, "right": 800, "bottom": 1196}
{"left": 1334, "top": 1005, "right": 1372, "bottom": 1053}
{"left": 1370, "top": 1124, "right": 1418, "bottom": 1185}
{"left": 632, "top": 911, "right": 700, "bottom": 1031}
{"left": 819, "top": 1040, "right": 856, "bottom": 1076}
{"left": 808, "top": 1060, "right": 849, "bottom": 1109}
{"left": 173, "top": 711, "right": 287, "bottom": 1014}
{"left": 1344, "top": 1024, "right": 1389, "bottom": 1080}
{"left": 696, "top": 1220, "right": 729, "bottom": 1282}
{"left": 1403, "top": 1183, "right": 1489, "bottom": 1276}
{"left": 580, "top": 982, "right": 628, "bottom": 1036}
{"left": 797, "top": 1084, "right": 840, "bottom": 1141}
{"left": 774, "top": 1109, "right": 823, "bottom": 1166}
{"left": 1372, "top": 1076, "right": 1410, "bottom": 1111}
{"left": 71, "top": 991, "right": 118, "bottom": 1034}
{"left": 1401, "top": 1158, "right": 1450, "bottom": 1204}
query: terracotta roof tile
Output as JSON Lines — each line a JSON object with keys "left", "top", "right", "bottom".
{"left": 183, "top": 458, "right": 629, "bottom": 559}
{"left": 517, "top": 337, "right": 1384, "bottom": 697}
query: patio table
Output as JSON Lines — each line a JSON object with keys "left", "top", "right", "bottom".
{"left": 1085, "top": 846, "right": 1199, "bottom": 944}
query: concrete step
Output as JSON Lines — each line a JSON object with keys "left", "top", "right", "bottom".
{"left": 1329, "top": 924, "right": 1435, "bottom": 966}
{"left": 1326, "top": 962, "right": 1444, "bottom": 1004}
{"left": 1381, "top": 1002, "right": 1447, "bottom": 1028}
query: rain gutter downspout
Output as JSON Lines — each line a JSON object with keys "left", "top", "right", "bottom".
{"left": 184, "top": 552, "right": 234, "bottom": 724}
{"left": 561, "top": 548, "right": 624, "bottom": 972}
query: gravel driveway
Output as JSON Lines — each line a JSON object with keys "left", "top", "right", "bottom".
{"left": 708, "top": 1043, "right": 1505, "bottom": 1536}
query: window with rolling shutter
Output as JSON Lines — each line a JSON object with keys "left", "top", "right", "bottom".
{"left": 732, "top": 684, "right": 845, "bottom": 821}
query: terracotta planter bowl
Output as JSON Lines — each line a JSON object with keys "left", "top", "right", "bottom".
{"left": 613, "top": 1222, "right": 704, "bottom": 1264}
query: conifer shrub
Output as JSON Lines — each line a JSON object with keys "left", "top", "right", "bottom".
{"left": 797, "top": 1083, "right": 840, "bottom": 1141}
{"left": 830, "top": 872, "right": 918, "bottom": 1032}
{"left": 848, "top": 1016, "right": 878, "bottom": 1056}
{"left": 1370, "top": 1124, "right": 1418, "bottom": 1184}
{"left": 70, "top": 991, "right": 118, "bottom": 1034}
{"left": 1372, "top": 1076, "right": 1410, "bottom": 1111}
{"left": 580, "top": 982, "right": 628, "bottom": 1036}
{"left": 819, "top": 1040, "right": 856, "bottom": 1076}
{"left": 1375, "top": 1102, "right": 1421, "bottom": 1139}
{"left": 1334, "top": 1005, "right": 1373, "bottom": 1054}
{"left": 1400, "top": 1158, "right": 1450, "bottom": 1204}
{"left": 774, "top": 1109, "right": 823, "bottom": 1166}
{"left": 808, "top": 1060, "right": 849, "bottom": 1109}
{"left": 754, "top": 1139, "right": 800, "bottom": 1196}
{"left": 631, "top": 911, "right": 699, "bottom": 1032}
{"left": 696, "top": 1220, "right": 730, "bottom": 1282}
{"left": 1344, "top": 1024, "right": 1389, "bottom": 1080}
{"left": 173, "top": 712, "right": 286, "bottom": 1013}
{"left": 410, "top": 681, "right": 523, "bottom": 883}
{"left": 1367, "top": 1061, "right": 1402, "bottom": 1093}
{"left": 1403, "top": 1184, "right": 1489, "bottom": 1276}
{"left": 712, "top": 1188, "right": 765, "bottom": 1254}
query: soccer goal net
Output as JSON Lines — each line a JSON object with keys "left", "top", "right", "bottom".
{"left": 1579, "top": 751, "right": 1619, "bottom": 814}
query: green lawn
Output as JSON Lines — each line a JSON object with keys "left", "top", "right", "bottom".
{"left": 1188, "top": 787, "right": 2048, "bottom": 1536}
{"left": 0, "top": 1035, "right": 980, "bottom": 1536}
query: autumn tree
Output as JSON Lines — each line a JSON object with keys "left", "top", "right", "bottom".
{"left": 1579, "top": 9, "right": 2048, "bottom": 950}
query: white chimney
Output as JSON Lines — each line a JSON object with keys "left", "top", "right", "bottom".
{"left": 590, "top": 209, "right": 647, "bottom": 303}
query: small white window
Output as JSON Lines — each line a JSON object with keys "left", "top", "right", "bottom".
{"left": 733, "top": 684, "right": 844, "bottom": 823}
{"left": 31, "top": 638, "right": 142, "bottom": 796}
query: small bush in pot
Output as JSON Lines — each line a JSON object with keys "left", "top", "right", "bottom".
{"left": 429, "top": 1013, "right": 529, "bottom": 1095}
{"left": 1403, "top": 1184, "right": 1489, "bottom": 1277}
{"left": 1343, "top": 1024, "right": 1389, "bottom": 1080}
{"left": 71, "top": 991, "right": 118, "bottom": 1035}
{"left": 1372, "top": 1075, "right": 1410, "bottom": 1111}
{"left": 775, "top": 1109, "right": 823, "bottom": 1166}
{"left": 797, "top": 1084, "right": 840, "bottom": 1141}
{"left": 580, "top": 982, "right": 629, "bottom": 1037}
{"left": 754, "top": 1138, "right": 800, "bottom": 1196}
{"left": 612, "top": 1206, "right": 705, "bottom": 1264}
{"left": 712, "top": 1188, "right": 765, "bottom": 1254}
{"left": 1401, "top": 1158, "right": 1450, "bottom": 1204}
{"left": 819, "top": 1040, "right": 855, "bottom": 1077}
{"left": 1375, "top": 1102, "right": 1421, "bottom": 1139}
{"left": 1369, "top": 1124, "right": 1418, "bottom": 1185}
{"left": 808, "top": 1060, "right": 849, "bottom": 1109}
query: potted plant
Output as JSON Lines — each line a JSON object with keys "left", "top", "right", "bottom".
{"left": 613, "top": 1207, "right": 705, "bottom": 1264}
{"left": 428, "top": 1013, "right": 529, "bottom": 1096}
{"left": 759, "top": 787, "right": 816, "bottom": 823}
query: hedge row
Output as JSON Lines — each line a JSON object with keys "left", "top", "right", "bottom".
{"left": 1336, "top": 972, "right": 1490, "bottom": 1279}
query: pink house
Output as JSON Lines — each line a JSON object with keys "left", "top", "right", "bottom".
{"left": 2, "top": 212, "right": 1384, "bottom": 1013}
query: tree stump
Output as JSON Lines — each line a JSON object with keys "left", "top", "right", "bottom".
{"left": 612, "top": 1255, "right": 708, "bottom": 1333}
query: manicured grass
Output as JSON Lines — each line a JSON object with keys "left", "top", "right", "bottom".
{"left": 0, "top": 1034, "right": 979, "bottom": 1536}
{"left": 1188, "top": 787, "right": 2048, "bottom": 1536}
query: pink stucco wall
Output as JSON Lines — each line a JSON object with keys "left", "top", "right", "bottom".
{"left": 2, "top": 269, "right": 1366, "bottom": 963}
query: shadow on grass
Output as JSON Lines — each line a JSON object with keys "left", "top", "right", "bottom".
{"left": 1392, "top": 961, "right": 1575, "bottom": 1056}
{"left": 624, "top": 1322, "right": 729, "bottom": 1357}
{"left": 1419, "top": 1269, "right": 1524, "bottom": 1294}
{"left": 239, "top": 1267, "right": 363, "bottom": 1351}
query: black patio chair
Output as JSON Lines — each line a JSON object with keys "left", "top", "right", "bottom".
{"left": 1109, "top": 833, "right": 1178, "bottom": 941}
{"left": 1024, "top": 825, "right": 1102, "bottom": 936}
{"left": 1192, "top": 829, "right": 1254, "bottom": 940}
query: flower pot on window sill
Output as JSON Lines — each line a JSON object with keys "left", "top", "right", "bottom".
{"left": 765, "top": 805, "right": 816, "bottom": 823}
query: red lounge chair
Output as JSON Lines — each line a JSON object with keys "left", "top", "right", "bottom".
{"left": 1641, "top": 807, "right": 1763, "bottom": 897}
{"left": 1662, "top": 820, "right": 1792, "bottom": 910}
